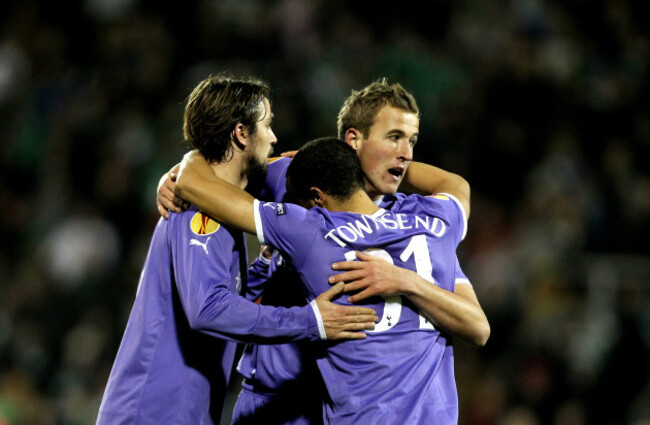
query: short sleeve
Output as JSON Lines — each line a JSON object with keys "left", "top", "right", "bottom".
{"left": 454, "top": 256, "right": 472, "bottom": 286}
{"left": 253, "top": 200, "right": 319, "bottom": 270}
{"left": 423, "top": 193, "right": 467, "bottom": 245}
{"left": 436, "top": 193, "right": 467, "bottom": 241}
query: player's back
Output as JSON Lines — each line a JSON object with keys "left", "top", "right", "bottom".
{"left": 255, "top": 193, "right": 466, "bottom": 424}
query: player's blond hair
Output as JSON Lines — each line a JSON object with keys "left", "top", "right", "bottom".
{"left": 337, "top": 78, "right": 419, "bottom": 139}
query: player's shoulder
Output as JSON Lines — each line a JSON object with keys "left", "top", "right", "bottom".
{"left": 267, "top": 156, "right": 291, "bottom": 170}
{"left": 410, "top": 193, "right": 468, "bottom": 240}
{"left": 396, "top": 193, "right": 464, "bottom": 217}
{"left": 426, "top": 193, "right": 467, "bottom": 219}
{"left": 257, "top": 200, "right": 313, "bottom": 222}
{"left": 170, "top": 206, "right": 228, "bottom": 239}
{"left": 292, "top": 204, "right": 333, "bottom": 229}
{"left": 165, "top": 207, "right": 239, "bottom": 260}
{"left": 377, "top": 192, "right": 408, "bottom": 209}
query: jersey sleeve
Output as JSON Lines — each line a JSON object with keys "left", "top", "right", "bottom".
{"left": 421, "top": 193, "right": 468, "bottom": 246}
{"left": 454, "top": 256, "right": 472, "bottom": 286}
{"left": 436, "top": 192, "right": 468, "bottom": 242}
{"left": 171, "top": 214, "right": 322, "bottom": 343}
{"left": 246, "top": 249, "right": 291, "bottom": 302}
{"left": 252, "top": 200, "right": 329, "bottom": 338}
{"left": 245, "top": 252, "right": 272, "bottom": 301}
{"left": 253, "top": 200, "right": 318, "bottom": 271}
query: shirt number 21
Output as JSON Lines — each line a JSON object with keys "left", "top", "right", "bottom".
{"left": 344, "top": 234, "right": 436, "bottom": 333}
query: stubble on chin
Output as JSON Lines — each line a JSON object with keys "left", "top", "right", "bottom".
{"left": 244, "top": 154, "right": 269, "bottom": 192}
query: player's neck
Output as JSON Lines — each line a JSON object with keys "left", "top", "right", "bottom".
{"left": 209, "top": 153, "right": 248, "bottom": 189}
{"left": 325, "top": 190, "right": 379, "bottom": 215}
{"left": 363, "top": 178, "right": 384, "bottom": 202}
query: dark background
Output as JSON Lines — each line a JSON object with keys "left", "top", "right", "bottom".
{"left": 1, "top": 1, "right": 649, "bottom": 424}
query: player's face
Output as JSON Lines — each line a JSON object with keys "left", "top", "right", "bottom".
{"left": 353, "top": 106, "right": 419, "bottom": 200}
{"left": 249, "top": 98, "right": 277, "bottom": 169}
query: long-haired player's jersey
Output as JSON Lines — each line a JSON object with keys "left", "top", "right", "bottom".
{"left": 253, "top": 192, "right": 467, "bottom": 424}
{"left": 97, "top": 204, "right": 321, "bottom": 425}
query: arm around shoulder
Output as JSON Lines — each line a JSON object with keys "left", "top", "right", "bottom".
{"left": 385, "top": 269, "right": 489, "bottom": 347}
{"left": 401, "top": 161, "right": 471, "bottom": 218}
{"left": 334, "top": 251, "right": 489, "bottom": 347}
{"left": 175, "top": 151, "right": 258, "bottom": 234}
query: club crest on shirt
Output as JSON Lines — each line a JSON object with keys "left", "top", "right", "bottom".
{"left": 190, "top": 212, "right": 221, "bottom": 235}
{"left": 276, "top": 203, "right": 286, "bottom": 215}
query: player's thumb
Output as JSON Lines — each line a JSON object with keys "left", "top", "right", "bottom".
{"left": 322, "top": 281, "right": 345, "bottom": 300}
{"left": 355, "top": 251, "right": 373, "bottom": 260}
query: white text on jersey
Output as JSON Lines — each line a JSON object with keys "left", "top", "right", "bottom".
{"left": 324, "top": 213, "right": 446, "bottom": 247}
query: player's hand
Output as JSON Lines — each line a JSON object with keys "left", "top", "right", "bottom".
{"left": 315, "top": 282, "right": 378, "bottom": 340}
{"left": 259, "top": 245, "right": 274, "bottom": 260}
{"left": 330, "top": 251, "right": 414, "bottom": 303}
{"left": 280, "top": 150, "right": 298, "bottom": 158}
{"left": 157, "top": 164, "right": 187, "bottom": 219}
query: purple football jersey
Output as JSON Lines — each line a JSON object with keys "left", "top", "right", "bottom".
{"left": 234, "top": 157, "right": 472, "bottom": 425}
{"left": 96, "top": 205, "right": 322, "bottom": 425}
{"left": 233, "top": 157, "right": 326, "bottom": 425}
{"left": 254, "top": 194, "right": 466, "bottom": 424}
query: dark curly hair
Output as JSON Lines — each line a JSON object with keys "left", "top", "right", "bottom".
{"left": 286, "top": 137, "right": 365, "bottom": 204}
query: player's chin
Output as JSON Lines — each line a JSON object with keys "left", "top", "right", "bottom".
{"left": 379, "top": 180, "right": 400, "bottom": 195}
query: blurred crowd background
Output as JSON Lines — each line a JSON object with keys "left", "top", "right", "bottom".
{"left": 1, "top": 0, "right": 649, "bottom": 424}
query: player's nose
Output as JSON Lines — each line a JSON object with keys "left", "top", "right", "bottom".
{"left": 398, "top": 140, "right": 413, "bottom": 161}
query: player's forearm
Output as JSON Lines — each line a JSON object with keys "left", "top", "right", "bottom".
{"left": 175, "top": 157, "right": 257, "bottom": 234}
{"left": 401, "top": 162, "right": 471, "bottom": 217}
{"left": 404, "top": 276, "right": 490, "bottom": 347}
{"left": 186, "top": 287, "right": 321, "bottom": 343}
{"left": 246, "top": 254, "right": 272, "bottom": 301}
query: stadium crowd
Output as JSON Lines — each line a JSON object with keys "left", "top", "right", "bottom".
{"left": 0, "top": 0, "right": 648, "bottom": 424}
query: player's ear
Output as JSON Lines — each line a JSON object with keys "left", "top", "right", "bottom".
{"left": 344, "top": 129, "right": 362, "bottom": 150}
{"left": 309, "top": 187, "right": 325, "bottom": 207}
{"left": 232, "top": 123, "right": 249, "bottom": 149}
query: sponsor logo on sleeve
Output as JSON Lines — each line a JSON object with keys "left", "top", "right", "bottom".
{"left": 190, "top": 212, "right": 221, "bottom": 235}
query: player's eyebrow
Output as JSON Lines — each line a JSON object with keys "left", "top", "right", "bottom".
{"left": 387, "top": 129, "right": 419, "bottom": 138}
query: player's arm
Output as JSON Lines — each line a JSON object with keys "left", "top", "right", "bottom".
{"left": 331, "top": 251, "right": 490, "bottom": 347}
{"left": 181, "top": 262, "right": 377, "bottom": 342}
{"left": 156, "top": 163, "right": 186, "bottom": 219}
{"left": 174, "top": 150, "right": 380, "bottom": 338}
{"left": 175, "top": 150, "right": 257, "bottom": 234}
{"left": 245, "top": 246, "right": 274, "bottom": 302}
{"left": 400, "top": 162, "right": 471, "bottom": 218}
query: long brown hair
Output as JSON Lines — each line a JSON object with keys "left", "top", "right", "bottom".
{"left": 183, "top": 74, "right": 270, "bottom": 163}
